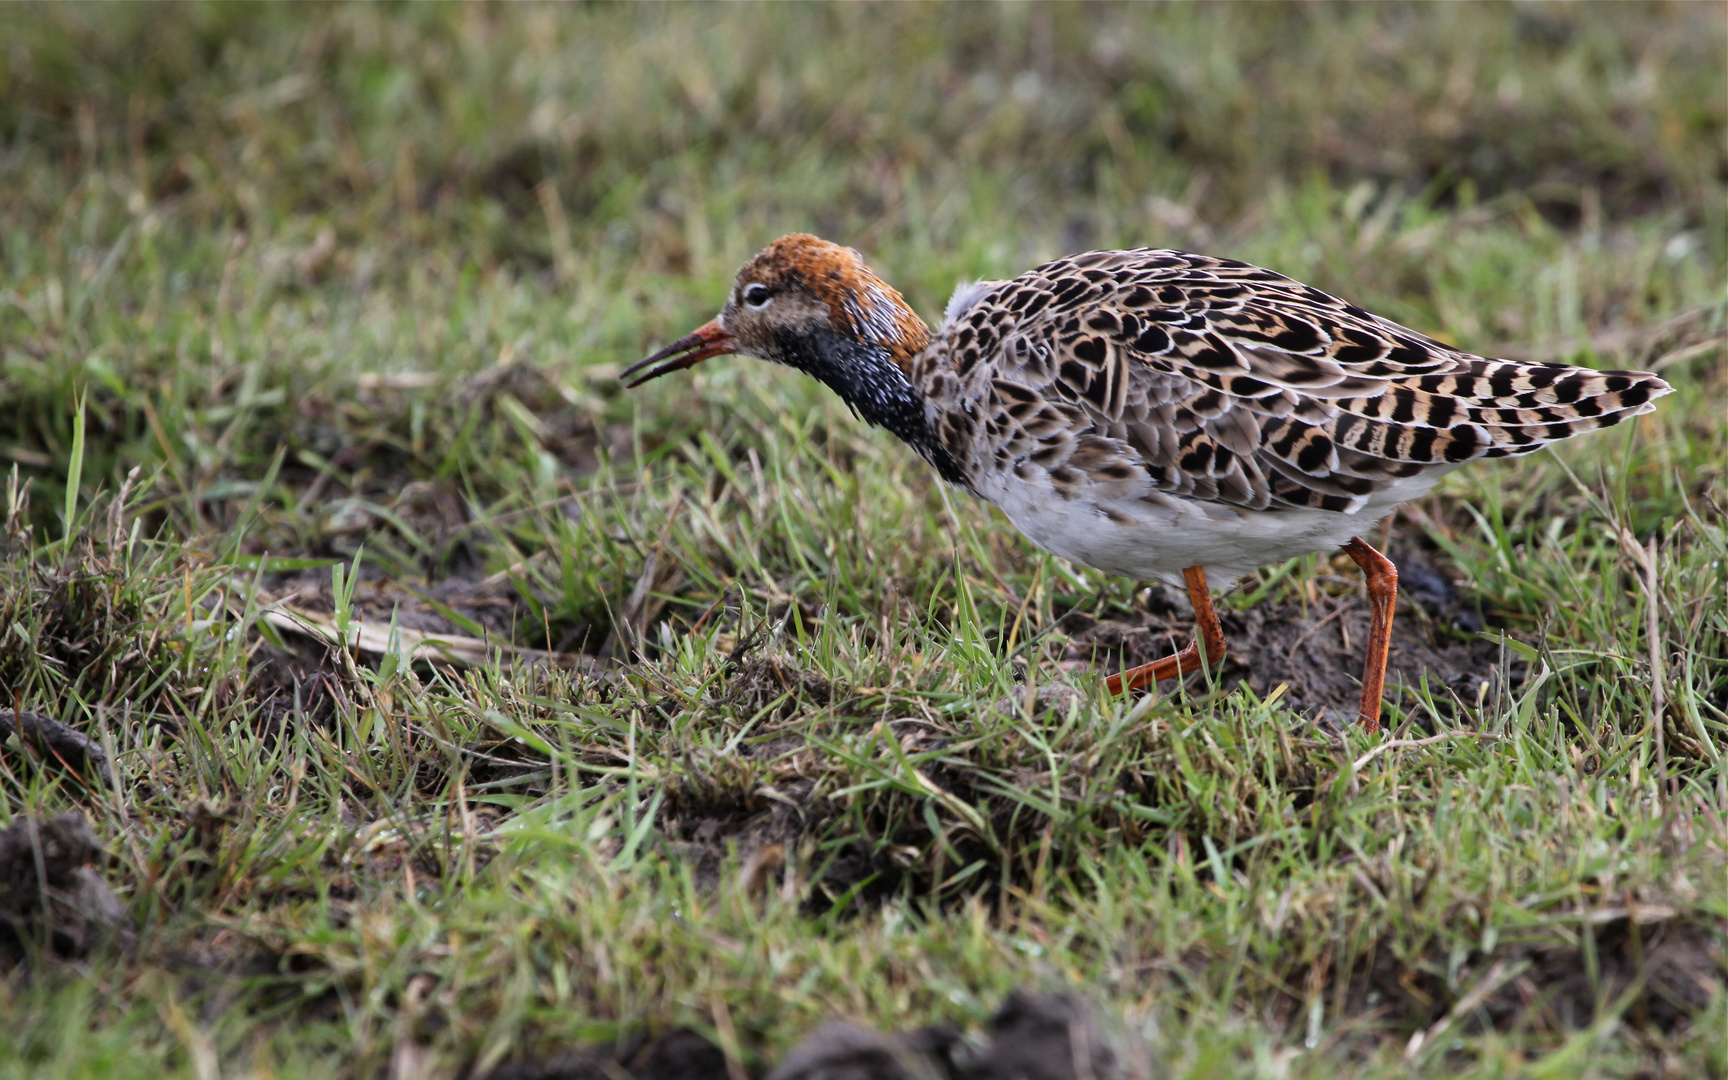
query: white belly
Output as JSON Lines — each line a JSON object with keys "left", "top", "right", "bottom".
{"left": 971, "top": 467, "right": 1455, "bottom": 588}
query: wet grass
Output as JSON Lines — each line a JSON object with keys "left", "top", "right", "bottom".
{"left": 0, "top": 4, "right": 1724, "bottom": 1078}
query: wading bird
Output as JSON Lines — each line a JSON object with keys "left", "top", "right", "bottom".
{"left": 625, "top": 235, "right": 1671, "bottom": 731}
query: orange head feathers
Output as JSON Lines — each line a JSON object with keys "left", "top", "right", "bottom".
{"left": 624, "top": 235, "right": 932, "bottom": 385}
{"left": 624, "top": 234, "right": 961, "bottom": 482}
{"left": 730, "top": 235, "right": 933, "bottom": 370}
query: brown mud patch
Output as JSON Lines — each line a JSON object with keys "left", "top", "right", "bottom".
{"left": 0, "top": 811, "right": 126, "bottom": 964}
{"left": 241, "top": 520, "right": 1514, "bottom": 740}
{"left": 484, "top": 988, "right": 1118, "bottom": 1080}
{"left": 1057, "top": 548, "right": 1516, "bottom": 726}
{"left": 1342, "top": 916, "right": 1726, "bottom": 1048}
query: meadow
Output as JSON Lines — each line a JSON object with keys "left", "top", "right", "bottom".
{"left": 0, "top": 4, "right": 1724, "bottom": 1077}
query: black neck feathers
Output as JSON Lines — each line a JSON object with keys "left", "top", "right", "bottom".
{"left": 772, "top": 327, "right": 964, "bottom": 486}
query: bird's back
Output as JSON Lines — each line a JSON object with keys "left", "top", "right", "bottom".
{"left": 908, "top": 249, "right": 1671, "bottom": 581}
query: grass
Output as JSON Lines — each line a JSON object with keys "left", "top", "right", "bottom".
{"left": 0, "top": 3, "right": 1724, "bottom": 1077}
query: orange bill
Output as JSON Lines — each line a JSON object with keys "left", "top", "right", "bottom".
{"left": 622, "top": 319, "right": 735, "bottom": 386}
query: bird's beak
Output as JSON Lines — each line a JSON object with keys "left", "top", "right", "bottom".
{"left": 622, "top": 319, "right": 736, "bottom": 387}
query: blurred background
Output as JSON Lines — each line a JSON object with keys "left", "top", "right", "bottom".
{"left": 4, "top": 2, "right": 1722, "bottom": 514}
{"left": 4, "top": 2, "right": 1720, "bottom": 325}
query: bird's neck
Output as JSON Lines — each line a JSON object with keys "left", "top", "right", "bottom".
{"left": 775, "top": 326, "right": 964, "bottom": 486}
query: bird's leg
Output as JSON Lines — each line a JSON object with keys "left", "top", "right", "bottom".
{"left": 1106, "top": 566, "right": 1226, "bottom": 695}
{"left": 1340, "top": 537, "right": 1398, "bottom": 734}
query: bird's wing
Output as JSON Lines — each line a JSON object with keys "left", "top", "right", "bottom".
{"left": 928, "top": 249, "right": 1670, "bottom": 513}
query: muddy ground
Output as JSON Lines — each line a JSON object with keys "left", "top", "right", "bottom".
{"left": 253, "top": 532, "right": 1514, "bottom": 731}
{"left": 1054, "top": 545, "right": 1514, "bottom": 727}
{"left": 486, "top": 987, "right": 1116, "bottom": 1080}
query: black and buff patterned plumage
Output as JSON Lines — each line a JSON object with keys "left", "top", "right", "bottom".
{"left": 626, "top": 235, "right": 1672, "bottom": 730}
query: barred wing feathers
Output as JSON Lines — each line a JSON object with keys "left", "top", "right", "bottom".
{"left": 929, "top": 249, "right": 1671, "bottom": 514}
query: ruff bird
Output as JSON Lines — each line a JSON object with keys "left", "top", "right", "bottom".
{"left": 624, "top": 235, "right": 1672, "bottom": 731}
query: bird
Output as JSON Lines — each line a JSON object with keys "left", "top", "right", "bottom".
{"left": 623, "top": 234, "right": 1673, "bottom": 732}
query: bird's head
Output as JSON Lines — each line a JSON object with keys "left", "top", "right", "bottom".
{"left": 623, "top": 234, "right": 932, "bottom": 388}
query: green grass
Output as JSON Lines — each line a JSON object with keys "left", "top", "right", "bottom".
{"left": 0, "top": 3, "right": 1724, "bottom": 1077}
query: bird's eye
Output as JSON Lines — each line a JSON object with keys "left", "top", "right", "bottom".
{"left": 742, "top": 283, "right": 773, "bottom": 308}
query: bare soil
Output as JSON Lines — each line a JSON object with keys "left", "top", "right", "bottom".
{"left": 1055, "top": 547, "right": 1517, "bottom": 727}
{"left": 484, "top": 988, "right": 1118, "bottom": 1080}
{"left": 0, "top": 811, "right": 126, "bottom": 962}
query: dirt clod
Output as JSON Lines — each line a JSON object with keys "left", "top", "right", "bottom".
{"left": 0, "top": 708, "right": 111, "bottom": 779}
{"left": 0, "top": 811, "right": 126, "bottom": 961}
{"left": 765, "top": 1022, "right": 929, "bottom": 1080}
{"left": 768, "top": 989, "right": 1117, "bottom": 1080}
{"left": 484, "top": 1027, "right": 727, "bottom": 1080}
{"left": 987, "top": 683, "right": 1087, "bottom": 722}
{"left": 1397, "top": 554, "right": 1486, "bottom": 634}
{"left": 721, "top": 653, "right": 835, "bottom": 716}
{"left": 959, "top": 989, "right": 1117, "bottom": 1080}
{"left": 490, "top": 989, "right": 1115, "bottom": 1080}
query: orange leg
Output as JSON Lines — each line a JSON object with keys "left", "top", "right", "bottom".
{"left": 1105, "top": 566, "right": 1226, "bottom": 695}
{"left": 1340, "top": 537, "right": 1398, "bottom": 734}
